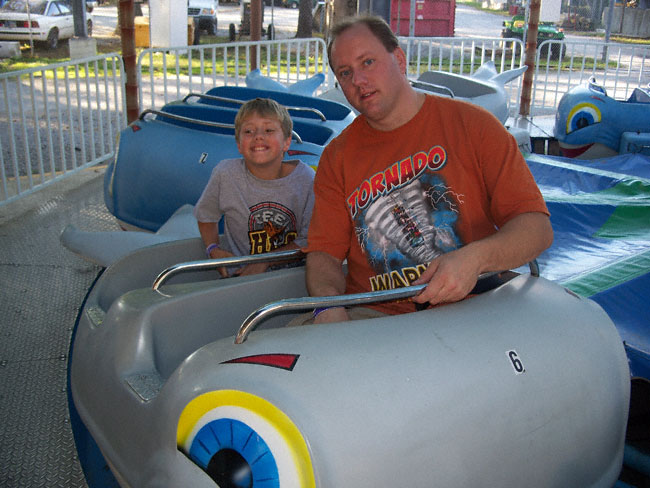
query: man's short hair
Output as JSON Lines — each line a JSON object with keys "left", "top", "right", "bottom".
{"left": 327, "top": 15, "right": 400, "bottom": 71}
{"left": 234, "top": 97, "right": 293, "bottom": 141}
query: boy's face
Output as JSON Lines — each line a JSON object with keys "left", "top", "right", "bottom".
{"left": 237, "top": 112, "right": 292, "bottom": 174}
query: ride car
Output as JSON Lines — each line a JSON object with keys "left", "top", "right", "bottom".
{"left": 0, "top": 0, "right": 92, "bottom": 49}
{"left": 501, "top": 15, "right": 565, "bottom": 58}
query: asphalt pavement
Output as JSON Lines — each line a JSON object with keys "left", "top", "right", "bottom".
{"left": 91, "top": 2, "right": 512, "bottom": 41}
{"left": 454, "top": 3, "right": 505, "bottom": 38}
{"left": 91, "top": 3, "right": 303, "bottom": 39}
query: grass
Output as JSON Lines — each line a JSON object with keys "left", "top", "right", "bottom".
{"left": 1, "top": 28, "right": 328, "bottom": 79}
{"left": 0, "top": 31, "right": 321, "bottom": 75}
{"left": 138, "top": 33, "right": 325, "bottom": 78}
{"left": 0, "top": 34, "right": 121, "bottom": 74}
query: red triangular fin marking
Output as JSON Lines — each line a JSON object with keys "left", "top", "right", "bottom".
{"left": 221, "top": 353, "right": 300, "bottom": 371}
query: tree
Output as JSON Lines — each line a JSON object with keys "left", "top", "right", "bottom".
{"left": 296, "top": 0, "right": 314, "bottom": 37}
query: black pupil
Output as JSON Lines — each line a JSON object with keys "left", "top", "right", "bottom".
{"left": 576, "top": 117, "right": 590, "bottom": 129}
{"left": 206, "top": 448, "right": 253, "bottom": 488}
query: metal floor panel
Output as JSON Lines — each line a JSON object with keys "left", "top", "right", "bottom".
{"left": 0, "top": 168, "right": 119, "bottom": 487}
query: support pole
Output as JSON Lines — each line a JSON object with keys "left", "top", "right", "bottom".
{"left": 72, "top": 0, "right": 88, "bottom": 37}
{"left": 250, "top": 0, "right": 262, "bottom": 71}
{"left": 519, "top": 0, "right": 540, "bottom": 116}
{"left": 602, "top": 0, "right": 616, "bottom": 62}
{"left": 119, "top": 0, "right": 139, "bottom": 124}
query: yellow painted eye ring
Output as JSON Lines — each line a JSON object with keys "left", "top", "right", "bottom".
{"left": 178, "top": 390, "right": 315, "bottom": 488}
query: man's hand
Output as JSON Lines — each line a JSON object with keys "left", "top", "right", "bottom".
{"left": 412, "top": 247, "right": 482, "bottom": 306}
{"left": 412, "top": 212, "right": 553, "bottom": 306}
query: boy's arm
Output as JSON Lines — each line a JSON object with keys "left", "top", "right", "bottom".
{"left": 235, "top": 241, "right": 301, "bottom": 276}
{"left": 197, "top": 220, "right": 234, "bottom": 278}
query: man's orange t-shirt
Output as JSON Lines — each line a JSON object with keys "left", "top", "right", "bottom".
{"left": 306, "top": 95, "right": 549, "bottom": 314}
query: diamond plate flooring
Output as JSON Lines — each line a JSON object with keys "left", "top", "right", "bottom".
{"left": 0, "top": 168, "right": 119, "bottom": 488}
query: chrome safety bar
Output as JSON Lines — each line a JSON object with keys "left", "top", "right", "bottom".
{"left": 234, "top": 260, "right": 539, "bottom": 344}
{"left": 234, "top": 284, "right": 426, "bottom": 344}
{"left": 182, "top": 93, "right": 328, "bottom": 121}
{"left": 140, "top": 109, "right": 304, "bottom": 144}
{"left": 152, "top": 249, "right": 305, "bottom": 291}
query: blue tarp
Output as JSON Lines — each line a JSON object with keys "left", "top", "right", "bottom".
{"left": 524, "top": 153, "right": 650, "bottom": 379}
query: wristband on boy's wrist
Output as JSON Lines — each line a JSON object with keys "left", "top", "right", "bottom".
{"left": 206, "top": 243, "right": 219, "bottom": 257}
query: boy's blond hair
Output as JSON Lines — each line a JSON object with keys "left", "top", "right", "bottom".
{"left": 234, "top": 98, "right": 293, "bottom": 142}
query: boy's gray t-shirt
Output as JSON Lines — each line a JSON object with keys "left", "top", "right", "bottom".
{"left": 194, "top": 157, "right": 315, "bottom": 256}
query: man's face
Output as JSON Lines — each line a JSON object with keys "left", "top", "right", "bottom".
{"left": 330, "top": 23, "right": 407, "bottom": 130}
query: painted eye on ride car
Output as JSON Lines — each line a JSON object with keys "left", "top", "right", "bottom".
{"left": 177, "top": 390, "right": 315, "bottom": 488}
{"left": 566, "top": 102, "right": 602, "bottom": 134}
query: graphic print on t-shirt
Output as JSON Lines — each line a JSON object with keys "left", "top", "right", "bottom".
{"left": 248, "top": 202, "right": 298, "bottom": 254}
{"left": 352, "top": 173, "right": 464, "bottom": 290}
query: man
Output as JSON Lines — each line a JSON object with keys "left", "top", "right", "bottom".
{"left": 305, "top": 15, "right": 553, "bottom": 324}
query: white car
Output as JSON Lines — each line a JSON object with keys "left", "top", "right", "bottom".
{"left": 0, "top": 0, "right": 92, "bottom": 49}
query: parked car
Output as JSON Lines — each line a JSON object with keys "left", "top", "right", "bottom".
{"left": 283, "top": 0, "right": 315, "bottom": 8}
{"left": 501, "top": 15, "right": 565, "bottom": 58}
{"left": 188, "top": 0, "right": 218, "bottom": 35}
{"left": 0, "top": 0, "right": 92, "bottom": 49}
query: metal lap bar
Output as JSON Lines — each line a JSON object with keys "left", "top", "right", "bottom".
{"left": 140, "top": 109, "right": 234, "bottom": 129}
{"left": 182, "top": 93, "right": 240, "bottom": 104}
{"left": 234, "top": 260, "right": 539, "bottom": 344}
{"left": 140, "top": 109, "right": 303, "bottom": 144}
{"left": 152, "top": 249, "right": 305, "bottom": 291}
{"left": 234, "top": 285, "right": 427, "bottom": 344}
{"left": 411, "top": 80, "right": 455, "bottom": 98}
{"left": 181, "top": 92, "right": 328, "bottom": 121}
{"left": 285, "top": 106, "right": 327, "bottom": 121}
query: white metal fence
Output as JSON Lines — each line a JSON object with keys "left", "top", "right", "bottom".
{"left": 400, "top": 36, "right": 526, "bottom": 116}
{"left": 1, "top": 36, "right": 648, "bottom": 207}
{"left": 136, "top": 36, "right": 649, "bottom": 119}
{"left": 0, "top": 53, "right": 126, "bottom": 205}
{"left": 400, "top": 36, "right": 650, "bottom": 117}
{"left": 137, "top": 37, "right": 330, "bottom": 111}
{"left": 533, "top": 39, "right": 650, "bottom": 115}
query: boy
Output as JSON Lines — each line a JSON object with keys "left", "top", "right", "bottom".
{"left": 194, "top": 97, "right": 315, "bottom": 277}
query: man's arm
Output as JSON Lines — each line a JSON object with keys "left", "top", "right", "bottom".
{"left": 306, "top": 251, "right": 351, "bottom": 323}
{"left": 413, "top": 212, "right": 553, "bottom": 306}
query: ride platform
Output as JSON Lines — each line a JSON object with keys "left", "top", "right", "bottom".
{"left": 0, "top": 168, "right": 118, "bottom": 487}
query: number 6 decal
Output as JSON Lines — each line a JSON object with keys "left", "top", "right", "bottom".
{"left": 507, "top": 350, "right": 525, "bottom": 375}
